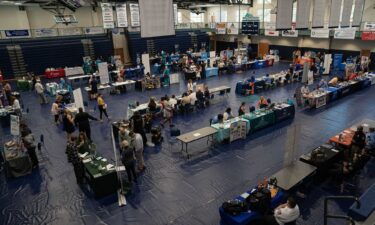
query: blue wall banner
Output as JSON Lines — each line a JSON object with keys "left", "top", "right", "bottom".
{"left": 333, "top": 54, "right": 343, "bottom": 69}
{"left": 4, "top": 30, "right": 30, "bottom": 38}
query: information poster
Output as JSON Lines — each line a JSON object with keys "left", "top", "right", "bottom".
{"left": 216, "top": 23, "right": 226, "bottom": 34}
{"left": 10, "top": 115, "right": 20, "bottom": 136}
{"left": 141, "top": 53, "right": 150, "bottom": 74}
{"left": 116, "top": 3, "right": 128, "bottom": 27}
{"left": 34, "top": 29, "right": 58, "bottom": 37}
{"left": 308, "top": 71, "right": 314, "bottom": 85}
{"left": 101, "top": 3, "right": 114, "bottom": 29}
{"left": 98, "top": 62, "right": 110, "bottom": 84}
{"left": 129, "top": 3, "right": 140, "bottom": 27}
{"left": 323, "top": 54, "right": 332, "bottom": 74}
{"left": 310, "top": 29, "right": 330, "bottom": 38}
{"left": 73, "top": 88, "right": 85, "bottom": 112}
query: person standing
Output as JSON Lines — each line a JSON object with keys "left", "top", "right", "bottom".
{"left": 130, "top": 111, "right": 147, "bottom": 145}
{"left": 74, "top": 107, "right": 98, "bottom": 140}
{"left": 63, "top": 109, "right": 75, "bottom": 140}
{"left": 120, "top": 140, "right": 137, "bottom": 183}
{"left": 160, "top": 96, "right": 173, "bottom": 128}
{"left": 31, "top": 74, "right": 37, "bottom": 91}
{"left": 90, "top": 76, "right": 98, "bottom": 100}
{"left": 11, "top": 96, "right": 21, "bottom": 115}
{"left": 21, "top": 129, "right": 39, "bottom": 168}
{"left": 187, "top": 79, "right": 194, "bottom": 92}
{"left": 34, "top": 80, "right": 48, "bottom": 104}
{"left": 131, "top": 132, "right": 145, "bottom": 171}
{"left": 238, "top": 102, "right": 246, "bottom": 116}
{"left": 97, "top": 93, "right": 110, "bottom": 122}
{"left": 3, "top": 82, "right": 12, "bottom": 105}
{"left": 51, "top": 100, "right": 60, "bottom": 125}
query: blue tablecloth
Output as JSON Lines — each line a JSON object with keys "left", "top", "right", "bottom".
{"left": 339, "top": 63, "right": 346, "bottom": 71}
{"left": 206, "top": 67, "right": 219, "bottom": 77}
{"left": 219, "top": 189, "right": 285, "bottom": 225}
{"left": 273, "top": 104, "right": 295, "bottom": 122}
{"left": 211, "top": 118, "right": 250, "bottom": 142}
{"left": 125, "top": 67, "right": 143, "bottom": 78}
{"left": 327, "top": 87, "right": 339, "bottom": 102}
{"left": 254, "top": 60, "right": 265, "bottom": 69}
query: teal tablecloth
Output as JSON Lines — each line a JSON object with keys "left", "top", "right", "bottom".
{"left": 242, "top": 110, "right": 275, "bottom": 133}
{"left": 211, "top": 117, "right": 250, "bottom": 142}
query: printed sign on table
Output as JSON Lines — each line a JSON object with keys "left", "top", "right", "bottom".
{"left": 116, "top": 3, "right": 128, "bottom": 27}
{"left": 227, "top": 23, "right": 239, "bottom": 35}
{"left": 310, "top": 29, "right": 330, "bottom": 38}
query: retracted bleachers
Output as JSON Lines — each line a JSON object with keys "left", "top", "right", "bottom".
{"left": 0, "top": 34, "right": 113, "bottom": 78}
{"left": 127, "top": 30, "right": 209, "bottom": 63}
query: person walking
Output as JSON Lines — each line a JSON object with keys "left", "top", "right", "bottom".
{"left": 97, "top": 93, "right": 110, "bottom": 122}
{"left": 74, "top": 107, "right": 98, "bottom": 140}
{"left": 51, "top": 100, "right": 61, "bottom": 125}
{"left": 34, "top": 80, "right": 48, "bottom": 104}
{"left": 63, "top": 109, "right": 76, "bottom": 140}
{"left": 120, "top": 140, "right": 137, "bottom": 183}
{"left": 131, "top": 131, "right": 145, "bottom": 171}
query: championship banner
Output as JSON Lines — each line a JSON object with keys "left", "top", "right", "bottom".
{"left": 265, "top": 30, "right": 279, "bottom": 36}
{"left": 116, "top": 3, "right": 128, "bottom": 28}
{"left": 310, "top": 29, "right": 330, "bottom": 38}
{"left": 3, "top": 30, "right": 30, "bottom": 38}
{"left": 33, "top": 29, "right": 58, "bottom": 37}
{"left": 364, "top": 22, "right": 375, "bottom": 31}
{"left": 281, "top": 30, "right": 298, "bottom": 37}
{"left": 129, "top": 3, "right": 140, "bottom": 27}
{"left": 216, "top": 23, "right": 226, "bottom": 34}
{"left": 101, "top": 3, "right": 114, "bottom": 29}
{"left": 58, "top": 27, "right": 82, "bottom": 36}
{"left": 362, "top": 31, "right": 375, "bottom": 41}
{"left": 84, "top": 27, "right": 105, "bottom": 35}
{"left": 227, "top": 23, "right": 239, "bottom": 35}
{"left": 334, "top": 28, "right": 356, "bottom": 39}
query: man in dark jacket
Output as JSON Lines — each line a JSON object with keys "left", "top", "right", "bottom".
{"left": 120, "top": 140, "right": 137, "bottom": 183}
{"left": 74, "top": 107, "right": 98, "bottom": 140}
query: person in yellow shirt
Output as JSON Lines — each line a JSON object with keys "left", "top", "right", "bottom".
{"left": 97, "top": 93, "right": 110, "bottom": 122}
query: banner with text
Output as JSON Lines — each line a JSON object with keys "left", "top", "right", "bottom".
{"left": 116, "top": 3, "right": 128, "bottom": 27}
{"left": 101, "top": 3, "right": 114, "bottom": 29}
{"left": 3, "top": 30, "right": 30, "bottom": 38}
{"left": 265, "top": 30, "right": 279, "bottom": 36}
{"left": 310, "top": 29, "right": 330, "bottom": 38}
{"left": 84, "top": 27, "right": 105, "bottom": 35}
{"left": 227, "top": 23, "right": 239, "bottom": 35}
{"left": 281, "top": 30, "right": 298, "bottom": 37}
{"left": 362, "top": 31, "right": 375, "bottom": 41}
{"left": 216, "top": 23, "right": 226, "bottom": 34}
{"left": 33, "top": 29, "right": 58, "bottom": 37}
{"left": 364, "top": 22, "right": 375, "bottom": 31}
{"left": 334, "top": 28, "right": 356, "bottom": 39}
{"left": 58, "top": 28, "right": 82, "bottom": 36}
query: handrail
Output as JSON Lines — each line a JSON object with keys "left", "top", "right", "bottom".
{"left": 324, "top": 196, "right": 361, "bottom": 225}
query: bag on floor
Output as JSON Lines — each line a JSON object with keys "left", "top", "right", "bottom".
{"left": 151, "top": 126, "right": 163, "bottom": 144}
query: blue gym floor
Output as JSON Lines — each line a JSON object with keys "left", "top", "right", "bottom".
{"left": 1, "top": 62, "right": 374, "bottom": 225}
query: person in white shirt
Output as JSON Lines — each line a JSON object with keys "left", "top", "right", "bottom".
{"left": 34, "top": 81, "right": 48, "bottom": 104}
{"left": 300, "top": 83, "right": 310, "bottom": 96}
{"left": 264, "top": 196, "right": 300, "bottom": 225}
{"left": 168, "top": 95, "right": 178, "bottom": 109}
{"left": 12, "top": 97, "right": 21, "bottom": 112}
{"left": 131, "top": 131, "right": 145, "bottom": 171}
{"left": 187, "top": 79, "right": 194, "bottom": 92}
{"left": 223, "top": 107, "right": 233, "bottom": 121}
{"left": 188, "top": 90, "right": 197, "bottom": 105}
{"left": 51, "top": 100, "right": 60, "bottom": 125}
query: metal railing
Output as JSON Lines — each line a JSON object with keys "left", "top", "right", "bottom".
{"left": 323, "top": 196, "right": 361, "bottom": 225}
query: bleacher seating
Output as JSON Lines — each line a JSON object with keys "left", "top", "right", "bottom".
{"left": 127, "top": 30, "right": 209, "bottom": 63}
{"left": 0, "top": 34, "right": 113, "bottom": 78}
{"left": 348, "top": 183, "right": 375, "bottom": 221}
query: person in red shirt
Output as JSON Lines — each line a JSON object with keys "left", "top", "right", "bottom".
{"left": 0, "top": 69, "right": 3, "bottom": 81}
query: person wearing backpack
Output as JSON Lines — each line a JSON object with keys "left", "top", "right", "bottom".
{"left": 22, "top": 129, "right": 39, "bottom": 168}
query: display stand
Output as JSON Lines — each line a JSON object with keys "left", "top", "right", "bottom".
{"left": 229, "top": 120, "right": 247, "bottom": 143}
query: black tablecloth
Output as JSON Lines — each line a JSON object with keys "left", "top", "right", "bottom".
{"left": 84, "top": 165, "right": 118, "bottom": 198}
{"left": 273, "top": 105, "right": 295, "bottom": 122}
{"left": 4, "top": 153, "right": 32, "bottom": 178}
{"left": 184, "top": 71, "right": 196, "bottom": 80}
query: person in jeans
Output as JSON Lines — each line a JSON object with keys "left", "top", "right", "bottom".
{"left": 97, "top": 93, "right": 110, "bottom": 122}
{"left": 131, "top": 131, "right": 145, "bottom": 171}
{"left": 120, "top": 140, "right": 137, "bottom": 183}
{"left": 34, "top": 80, "right": 48, "bottom": 104}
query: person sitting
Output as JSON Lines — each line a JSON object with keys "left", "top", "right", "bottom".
{"left": 257, "top": 96, "right": 268, "bottom": 109}
{"left": 168, "top": 95, "right": 178, "bottom": 111}
{"left": 211, "top": 114, "right": 224, "bottom": 124}
{"left": 285, "top": 72, "right": 291, "bottom": 83}
{"left": 223, "top": 108, "right": 234, "bottom": 121}
{"left": 11, "top": 96, "right": 21, "bottom": 115}
{"left": 76, "top": 132, "right": 90, "bottom": 154}
{"left": 300, "top": 83, "right": 310, "bottom": 96}
{"left": 318, "top": 78, "right": 328, "bottom": 89}
{"left": 238, "top": 102, "right": 246, "bottom": 116}
{"left": 188, "top": 90, "right": 197, "bottom": 105}
{"left": 181, "top": 93, "right": 191, "bottom": 114}
{"left": 328, "top": 76, "right": 339, "bottom": 86}
{"left": 262, "top": 196, "right": 300, "bottom": 225}
{"left": 204, "top": 85, "right": 211, "bottom": 106}
{"left": 196, "top": 88, "right": 205, "bottom": 109}
{"left": 264, "top": 74, "right": 272, "bottom": 89}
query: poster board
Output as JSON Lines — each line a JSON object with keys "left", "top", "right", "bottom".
{"left": 98, "top": 62, "right": 110, "bottom": 84}
{"left": 323, "top": 54, "right": 332, "bottom": 74}
{"left": 141, "top": 53, "right": 150, "bottom": 74}
{"left": 73, "top": 88, "right": 85, "bottom": 112}
{"left": 308, "top": 71, "right": 314, "bottom": 85}
{"left": 229, "top": 120, "right": 246, "bottom": 142}
{"left": 316, "top": 95, "right": 327, "bottom": 108}
{"left": 10, "top": 115, "right": 20, "bottom": 136}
